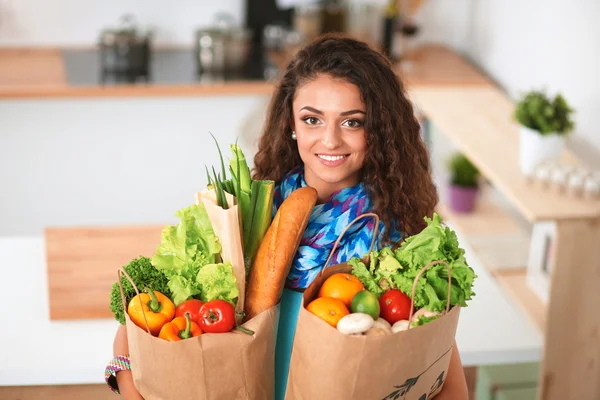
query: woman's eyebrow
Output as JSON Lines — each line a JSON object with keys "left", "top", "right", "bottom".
{"left": 299, "top": 106, "right": 323, "bottom": 115}
{"left": 340, "top": 109, "right": 366, "bottom": 116}
{"left": 299, "top": 106, "right": 366, "bottom": 116}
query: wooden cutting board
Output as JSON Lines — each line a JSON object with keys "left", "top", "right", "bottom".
{"left": 45, "top": 225, "right": 165, "bottom": 320}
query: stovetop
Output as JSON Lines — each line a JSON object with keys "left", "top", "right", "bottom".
{"left": 61, "top": 48, "right": 272, "bottom": 86}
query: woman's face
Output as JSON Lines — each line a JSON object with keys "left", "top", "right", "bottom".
{"left": 292, "top": 74, "right": 367, "bottom": 200}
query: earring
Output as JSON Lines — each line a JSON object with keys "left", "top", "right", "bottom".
{"left": 291, "top": 131, "right": 297, "bottom": 140}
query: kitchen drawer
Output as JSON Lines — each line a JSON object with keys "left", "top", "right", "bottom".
{"left": 475, "top": 362, "right": 539, "bottom": 400}
{"left": 496, "top": 386, "right": 537, "bottom": 400}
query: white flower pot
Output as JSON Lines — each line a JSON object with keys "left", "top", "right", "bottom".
{"left": 519, "top": 125, "right": 567, "bottom": 176}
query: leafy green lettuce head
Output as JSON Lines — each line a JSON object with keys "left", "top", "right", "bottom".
{"left": 151, "top": 203, "right": 237, "bottom": 306}
{"left": 350, "top": 213, "right": 477, "bottom": 313}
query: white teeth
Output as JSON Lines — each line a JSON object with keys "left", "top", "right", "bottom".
{"left": 318, "top": 155, "right": 347, "bottom": 161}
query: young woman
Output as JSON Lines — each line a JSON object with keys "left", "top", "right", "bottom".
{"left": 107, "top": 34, "right": 468, "bottom": 399}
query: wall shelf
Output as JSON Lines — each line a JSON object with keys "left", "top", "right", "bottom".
{"left": 410, "top": 86, "right": 600, "bottom": 222}
{"left": 413, "top": 84, "right": 600, "bottom": 400}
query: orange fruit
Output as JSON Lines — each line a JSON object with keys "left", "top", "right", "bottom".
{"left": 318, "top": 273, "right": 365, "bottom": 307}
{"left": 306, "top": 297, "right": 350, "bottom": 328}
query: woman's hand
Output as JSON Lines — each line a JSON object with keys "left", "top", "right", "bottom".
{"left": 434, "top": 341, "right": 469, "bottom": 399}
{"left": 113, "top": 325, "right": 144, "bottom": 400}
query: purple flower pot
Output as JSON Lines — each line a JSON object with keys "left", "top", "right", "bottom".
{"left": 448, "top": 185, "right": 478, "bottom": 213}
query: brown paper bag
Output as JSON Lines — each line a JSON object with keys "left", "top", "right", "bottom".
{"left": 118, "top": 268, "right": 278, "bottom": 400}
{"left": 285, "top": 214, "right": 461, "bottom": 400}
{"left": 195, "top": 189, "right": 246, "bottom": 324}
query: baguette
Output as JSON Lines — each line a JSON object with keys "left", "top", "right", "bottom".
{"left": 244, "top": 187, "right": 318, "bottom": 321}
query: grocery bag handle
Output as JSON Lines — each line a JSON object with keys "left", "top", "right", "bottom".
{"left": 407, "top": 260, "right": 452, "bottom": 330}
{"left": 322, "top": 213, "right": 380, "bottom": 274}
{"left": 117, "top": 267, "right": 152, "bottom": 335}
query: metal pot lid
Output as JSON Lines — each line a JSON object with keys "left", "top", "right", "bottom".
{"left": 100, "top": 14, "right": 151, "bottom": 44}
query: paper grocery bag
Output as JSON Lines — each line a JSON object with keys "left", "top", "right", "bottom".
{"left": 118, "top": 268, "right": 278, "bottom": 400}
{"left": 285, "top": 214, "right": 461, "bottom": 400}
{"left": 196, "top": 189, "right": 246, "bottom": 324}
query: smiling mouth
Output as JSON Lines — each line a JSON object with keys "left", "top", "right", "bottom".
{"left": 316, "top": 154, "right": 350, "bottom": 161}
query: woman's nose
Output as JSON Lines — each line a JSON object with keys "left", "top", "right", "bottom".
{"left": 321, "top": 125, "right": 343, "bottom": 149}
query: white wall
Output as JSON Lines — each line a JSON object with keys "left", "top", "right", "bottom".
{"left": 0, "top": 95, "right": 269, "bottom": 235}
{"left": 459, "top": 0, "right": 600, "bottom": 165}
{"left": 0, "top": 0, "right": 245, "bottom": 47}
{"left": 0, "top": 0, "right": 472, "bottom": 48}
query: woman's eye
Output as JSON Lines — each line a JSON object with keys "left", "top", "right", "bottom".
{"left": 302, "top": 117, "right": 321, "bottom": 125}
{"left": 343, "top": 119, "right": 363, "bottom": 128}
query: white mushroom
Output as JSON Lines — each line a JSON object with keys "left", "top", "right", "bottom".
{"left": 373, "top": 318, "right": 392, "bottom": 330}
{"left": 337, "top": 313, "right": 374, "bottom": 335}
{"left": 410, "top": 308, "right": 441, "bottom": 323}
{"left": 391, "top": 320, "right": 411, "bottom": 333}
{"left": 366, "top": 326, "right": 392, "bottom": 336}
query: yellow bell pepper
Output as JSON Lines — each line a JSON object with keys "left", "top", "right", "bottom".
{"left": 127, "top": 289, "right": 175, "bottom": 336}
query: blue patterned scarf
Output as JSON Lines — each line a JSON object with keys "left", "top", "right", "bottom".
{"left": 273, "top": 166, "right": 404, "bottom": 290}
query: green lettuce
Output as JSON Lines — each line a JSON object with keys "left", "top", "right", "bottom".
{"left": 196, "top": 263, "right": 239, "bottom": 303}
{"left": 412, "top": 315, "right": 441, "bottom": 327}
{"left": 350, "top": 258, "right": 384, "bottom": 297}
{"left": 350, "top": 213, "right": 477, "bottom": 314}
{"left": 151, "top": 203, "right": 238, "bottom": 306}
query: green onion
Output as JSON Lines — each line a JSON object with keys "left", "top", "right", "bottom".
{"left": 204, "top": 137, "right": 275, "bottom": 274}
{"left": 211, "top": 167, "right": 228, "bottom": 209}
{"left": 243, "top": 180, "right": 274, "bottom": 272}
{"left": 206, "top": 166, "right": 212, "bottom": 186}
{"left": 234, "top": 139, "right": 242, "bottom": 202}
{"left": 210, "top": 132, "right": 227, "bottom": 181}
{"left": 230, "top": 144, "right": 251, "bottom": 193}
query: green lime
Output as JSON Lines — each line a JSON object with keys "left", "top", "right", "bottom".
{"left": 350, "top": 290, "right": 380, "bottom": 320}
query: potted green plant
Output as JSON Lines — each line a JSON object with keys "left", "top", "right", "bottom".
{"left": 448, "top": 152, "right": 480, "bottom": 213}
{"left": 514, "top": 89, "right": 575, "bottom": 175}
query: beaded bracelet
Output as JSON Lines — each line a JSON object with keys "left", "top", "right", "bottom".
{"left": 105, "top": 354, "right": 131, "bottom": 394}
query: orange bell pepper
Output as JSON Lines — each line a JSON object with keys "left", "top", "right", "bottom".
{"left": 159, "top": 313, "right": 203, "bottom": 341}
{"left": 127, "top": 289, "right": 175, "bottom": 336}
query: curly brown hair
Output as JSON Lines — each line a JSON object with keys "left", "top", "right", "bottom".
{"left": 252, "top": 33, "right": 438, "bottom": 239}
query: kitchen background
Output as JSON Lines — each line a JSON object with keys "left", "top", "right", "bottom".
{"left": 1, "top": 0, "right": 599, "bottom": 235}
{"left": 1, "top": 0, "right": 599, "bottom": 399}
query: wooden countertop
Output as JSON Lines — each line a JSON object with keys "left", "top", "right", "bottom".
{"left": 0, "top": 44, "right": 493, "bottom": 98}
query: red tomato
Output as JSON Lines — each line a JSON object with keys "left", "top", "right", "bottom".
{"left": 175, "top": 299, "right": 204, "bottom": 325}
{"left": 379, "top": 289, "right": 412, "bottom": 324}
{"left": 199, "top": 300, "right": 235, "bottom": 333}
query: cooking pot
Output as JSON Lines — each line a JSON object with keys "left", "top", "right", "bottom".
{"left": 195, "top": 13, "right": 252, "bottom": 75}
{"left": 99, "top": 14, "right": 152, "bottom": 80}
